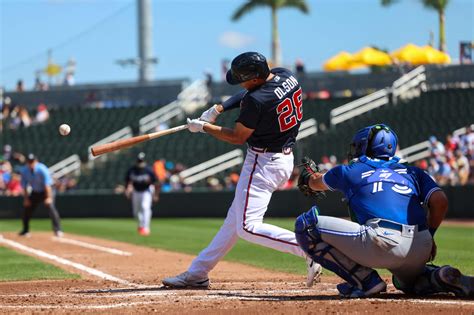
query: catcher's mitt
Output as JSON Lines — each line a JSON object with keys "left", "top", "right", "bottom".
{"left": 297, "top": 157, "right": 326, "bottom": 199}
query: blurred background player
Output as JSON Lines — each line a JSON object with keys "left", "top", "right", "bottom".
{"left": 19, "top": 153, "right": 63, "bottom": 237}
{"left": 125, "top": 152, "right": 159, "bottom": 236}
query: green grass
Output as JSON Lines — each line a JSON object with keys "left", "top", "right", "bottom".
{"left": 0, "top": 246, "right": 78, "bottom": 282}
{"left": 1, "top": 218, "right": 473, "bottom": 276}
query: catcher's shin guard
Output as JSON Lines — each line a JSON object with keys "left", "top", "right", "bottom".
{"left": 295, "top": 207, "right": 375, "bottom": 289}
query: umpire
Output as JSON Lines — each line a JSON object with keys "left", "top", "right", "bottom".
{"left": 19, "top": 153, "right": 63, "bottom": 237}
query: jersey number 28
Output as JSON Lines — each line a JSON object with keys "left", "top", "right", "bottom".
{"left": 276, "top": 87, "right": 303, "bottom": 132}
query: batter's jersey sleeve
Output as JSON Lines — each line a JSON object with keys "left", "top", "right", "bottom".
{"left": 410, "top": 166, "right": 442, "bottom": 205}
{"left": 235, "top": 96, "right": 260, "bottom": 130}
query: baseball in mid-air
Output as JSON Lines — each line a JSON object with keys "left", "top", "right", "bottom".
{"left": 59, "top": 124, "right": 71, "bottom": 136}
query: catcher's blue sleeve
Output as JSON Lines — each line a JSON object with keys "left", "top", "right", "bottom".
{"left": 322, "top": 165, "right": 349, "bottom": 193}
{"left": 409, "top": 166, "right": 442, "bottom": 205}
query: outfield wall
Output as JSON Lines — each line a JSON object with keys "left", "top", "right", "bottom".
{"left": 0, "top": 186, "right": 472, "bottom": 219}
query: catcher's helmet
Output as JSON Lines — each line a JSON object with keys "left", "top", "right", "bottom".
{"left": 226, "top": 52, "right": 270, "bottom": 85}
{"left": 348, "top": 124, "right": 398, "bottom": 160}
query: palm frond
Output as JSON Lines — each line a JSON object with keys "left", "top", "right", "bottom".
{"left": 232, "top": 0, "right": 271, "bottom": 21}
{"left": 421, "top": 0, "right": 450, "bottom": 11}
{"left": 279, "top": 0, "right": 310, "bottom": 13}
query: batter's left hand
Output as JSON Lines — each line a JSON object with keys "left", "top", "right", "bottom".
{"left": 187, "top": 118, "right": 207, "bottom": 133}
{"left": 200, "top": 105, "right": 221, "bottom": 123}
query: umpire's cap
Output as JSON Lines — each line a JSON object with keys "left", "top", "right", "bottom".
{"left": 226, "top": 52, "right": 270, "bottom": 85}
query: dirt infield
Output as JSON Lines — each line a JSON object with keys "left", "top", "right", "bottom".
{"left": 0, "top": 232, "right": 473, "bottom": 314}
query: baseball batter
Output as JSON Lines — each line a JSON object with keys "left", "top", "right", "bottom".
{"left": 125, "top": 152, "right": 159, "bottom": 236}
{"left": 295, "top": 124, "right": 473, "bottom": 298}
{"left": 163, "top": 52, "right": 321, "bottom": 288}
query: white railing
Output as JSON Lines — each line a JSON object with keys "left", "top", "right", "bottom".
{"left": 88, "top": 126, "right": 133, "bottom": 161}
{"left": 50, "top": 154, "right": 81, "bottom": 179}
{"left": 330, "top": 89, "right": 389, "bottom": 125}
{"left": 398, "top": 141, "right": 431, "bottom": 163}
{"left": 453, "top": 123, "right": 474, "bottom": 138}
{"left": 139, "top": 100, "right": 182, "bottom": 134}
{"left": 179, "top": 149, "right": 244, "bottom": 185}
{"left": 399, "top": 122, "right": 473, "bottom": 163}
{"left": 330, "top": 66, "right": 427, "bottom": 126}
{"left": 392, "top": 66, "right": 426, "bottom": 103}
{"left": 297, "top": 118, "right": 318, "bottom": 140}
{"left": 139, "top": 79, "right": 209, "bottom": 134}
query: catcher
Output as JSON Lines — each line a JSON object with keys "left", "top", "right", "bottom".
{"left": 295, "top": 124, "right": 473, "bottom": 298}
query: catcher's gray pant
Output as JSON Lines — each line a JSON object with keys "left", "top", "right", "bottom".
{"left": 305, "top": 215, "right": 432, "bottom": 285}
{"left": 132, "top": 189, "right": 153, "bottom": 229}
{"left": 188, "top": 149, "right": 307, "bottom": 278}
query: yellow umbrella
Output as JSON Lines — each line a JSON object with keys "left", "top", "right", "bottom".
{"left": 421, "top": 46, "right": 451, "bottom": 64}
{"left": 352, "top": 47, "right": 392, "bottom": 66}
{"left": 323, "top": 51, "right": 360, "bottom": 71}
{"left": 391, "top": 43, "right": 426, "bottom": 64}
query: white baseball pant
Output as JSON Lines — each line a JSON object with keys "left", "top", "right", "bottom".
{"left": 132, "top": 188, "right": 153, "bottom": 229}
{"left": 188, "top": 148, "right": 306, "bottom": 278}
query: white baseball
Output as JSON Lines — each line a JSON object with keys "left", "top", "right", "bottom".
{"left": 59, "top": 124, "right": 71, "bottom": 136}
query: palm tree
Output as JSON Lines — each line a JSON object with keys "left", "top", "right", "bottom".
{"left": 381, "top": 0, "right": 450, "bottom": 52}
{"left": 232, "top": 0, "right": 309, "bottom": 66}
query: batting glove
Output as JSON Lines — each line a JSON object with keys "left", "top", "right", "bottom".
{"left": 200, "top": 105, "right": 220, "bottom": 123}
{"left": 187, "top": 118, "right": 207, "bottom": 133}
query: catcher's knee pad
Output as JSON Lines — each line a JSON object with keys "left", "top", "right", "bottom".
{"left": 295, "top": 206, "right": 321, "bottom": 256}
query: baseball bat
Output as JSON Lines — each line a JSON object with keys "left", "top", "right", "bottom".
{"left": 91, "top": 124, "right": 188, "bottom": 157}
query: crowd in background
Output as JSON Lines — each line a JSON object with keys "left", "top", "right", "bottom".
{"left": 1, "top": 96, "right": 51, "bottom": 132}
{"left": 415, "top": 126, "right": 474, "bottom": 186}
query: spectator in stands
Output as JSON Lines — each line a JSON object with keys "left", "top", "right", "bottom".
{"left": 54, "top": 176, "right": 77, "bottom": 193}
{"left": 16, "top": 80, "right": 24, "bottom": 92}
{"left": 444, "top": 133, "right": 459, "bottom": 153}
{"left": 206, "top": 177, "right": 222, "bottom": 191}
{"left": 63, "top": 73, "right": 75, "bottom": 86}
{"left": 295, "top": 58, "right": 305, "bottom": 75}
{"left": 6, "top": 173, "right": 22, "bottom": 196}
{"left": 460, "top": 126, "right": 474, "bottom": 154}
{"left": 19, "top": 153, "right": 63, "bottom": 237}
{"left": 35, "top": 103, "right": 50, "bottom": 124}
{"left": 429, "top": 136, "right": 445, "bottom": 156}
{"left": 455, "top": 149, "right": 470, "bottom": 185}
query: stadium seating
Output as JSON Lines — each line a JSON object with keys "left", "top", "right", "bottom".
{"left": 307, "top": 89, "right": 474, "bottom": 161}
{"left": 3, "top": 105, "right": 161, "bottom": 166}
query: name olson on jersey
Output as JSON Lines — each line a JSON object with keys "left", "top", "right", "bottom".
{"left": 274, "top": 76, "right": 299, "bottom": 99}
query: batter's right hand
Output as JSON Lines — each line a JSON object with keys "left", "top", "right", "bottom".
{"left": 199, "top": 105, "right": 221, "bottom": 123}
{"left": 187, "top": 118, "right": 207, "bottom": 133}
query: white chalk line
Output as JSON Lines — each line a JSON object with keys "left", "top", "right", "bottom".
{"left": 0, "top": 301, "right": 158, "bottom": 310}
{"left": 1, "top": 288, "right": 473, "bottom": 307}
{"left": 0, "top": 237, "right": 137, "bottom": 287}
{"left": 52, "top": 236, "right": 132, "bottom": 256}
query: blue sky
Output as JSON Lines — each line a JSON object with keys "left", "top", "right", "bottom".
{"left": 1, "top": 0, "right": 473, "bottom": 91}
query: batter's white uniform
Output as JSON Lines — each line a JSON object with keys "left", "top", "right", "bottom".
{"left": 189, "top": 148, "right": 306, "bottom": 277}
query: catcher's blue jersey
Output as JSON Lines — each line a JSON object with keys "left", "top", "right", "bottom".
{"left": 323, "top": 156, "right": 441, "bottom": 225}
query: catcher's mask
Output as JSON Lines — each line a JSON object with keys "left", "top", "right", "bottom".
{"left": 348, "top": 124, "right": 398, "bottom": 160}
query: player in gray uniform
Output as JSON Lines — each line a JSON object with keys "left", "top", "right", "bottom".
{"left": 295, "top": 124, "right": 474, "bottom": 298}
{"left": 125, "top": 152, "right": 159, "bottom": 236}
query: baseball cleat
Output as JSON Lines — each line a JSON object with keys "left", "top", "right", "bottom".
{"left": 306, "top": 257, "right": 322, "bottom": 287}
{"left": 337, "top": 272, "right": 387, "bottom": 298}
{"left": 436, "top": 266, "right": 474, "bottom": 297}
{"left": 138, "top": 227, "right": 150, "bottom": 236}
{"left": 162, "top": 271, "right": 210, "bottom": 289}
{"left": 18, "top": 231, "right": 31, "bottom": 238}
{"left": 54, "top": 230, "right": 64, "bottom": 238}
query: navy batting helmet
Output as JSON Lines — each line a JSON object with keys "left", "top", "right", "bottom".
{"left": 348, "top": 124, "right": 398, "bottom": 160}
{"left": 226, "top": 52, "right": 270, "bottom": 85}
